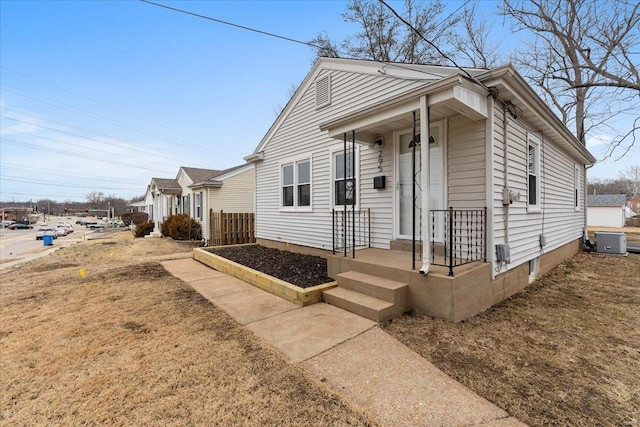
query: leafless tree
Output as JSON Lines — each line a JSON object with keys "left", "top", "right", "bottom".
{"left": 309, "top": 0, "right": 461, "bottom": 65}
{"left": 451, "top": 2, "right": 503, "bottom": 68}
{"left": 502, "top": 0, "right": 640, "bottom": 158}
{"left": 619, "top": 165, "right": 640, "bottom": 197}
{"left": 85, "top": 191, "right": 104, "bottom": 205}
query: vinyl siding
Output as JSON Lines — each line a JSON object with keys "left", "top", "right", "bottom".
{"left": 447, "top": 115, "right": 486, "bottom": 208}
{"left": 208, "top": 168, "right": 255, "bottom": 213}
{"left": 256, "top": 68, "right": 429, "bottom": 250}
{"left": 491, "top": 103, "right": 585, "bottom": 273}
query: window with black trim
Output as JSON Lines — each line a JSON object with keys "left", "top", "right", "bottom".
{"left": 281, "top": 158, "right": 311, "bottom": 209}
{"left": 333, "top": 150, "right": 356, "bottom": 206}
{"left": 527, "top": 134, "right": 540, "bottom": 210}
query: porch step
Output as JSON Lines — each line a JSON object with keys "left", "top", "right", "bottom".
{"left": 322, "top": 271, "right": 409, "bottom": 322}
{"left": 322, "top": 287, "right": 397, "bottom": 323}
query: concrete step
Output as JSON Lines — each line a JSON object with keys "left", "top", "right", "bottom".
{"left": 322, "top": 287, "right": 398, "bottom": 322}
{"left": 337, "top": 270, "right": 408, "bottom": 306}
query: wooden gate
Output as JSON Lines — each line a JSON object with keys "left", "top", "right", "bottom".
{"left": 210, "top": 210, "right": 255, "bottom": 246}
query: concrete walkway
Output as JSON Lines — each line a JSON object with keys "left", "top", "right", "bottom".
{"left": 161, "top": 258, "right": 527, "bottom": 427}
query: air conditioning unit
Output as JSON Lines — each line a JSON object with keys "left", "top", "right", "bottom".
{"left": 594, "top": 232, "right": 627, "bottom": 255}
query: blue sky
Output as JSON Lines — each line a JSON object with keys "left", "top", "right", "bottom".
{"left": 1, "top": 0, "right": 637, "bottom": 203}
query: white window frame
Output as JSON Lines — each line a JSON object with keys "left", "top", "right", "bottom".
{"left": 330, "top": 146, "right": 360, "bottom": 210}
{"left": 279, "top": 156, "right": 313, "bottom": 212}
{"left": 195, "top": 192, "right": 203, "bottom": 220}
{"left": 527, "top": 133, "right": 541, "bottom": 212}
{"left": 182, "top": 194, "right": 190, "bottom": 216}
{"left": 574, "top": 164, "right": 581, "bottom": 211}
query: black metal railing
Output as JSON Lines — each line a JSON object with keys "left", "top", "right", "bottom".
{"left": 430, "top": 207, "right": 487, "bottom": 276}
{"left": 332, "top": 208, "right": 371, "bottom": 257}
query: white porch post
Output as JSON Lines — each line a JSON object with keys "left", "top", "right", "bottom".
{"left": 419, "top": 95, "right": 431, "bottom": 274}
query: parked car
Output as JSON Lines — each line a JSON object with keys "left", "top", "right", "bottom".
{"left": 8, "top": 223, "right": 33, "bottom": 230}
{"left": 36, "top": 227, "right": 57, "bottom": 240}
{"left": 76, "top": 219, "right": 86, "bottom": 225}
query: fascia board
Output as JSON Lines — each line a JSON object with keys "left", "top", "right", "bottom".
{"left": 479, "top": 66, "right": 596, "bottom": 165}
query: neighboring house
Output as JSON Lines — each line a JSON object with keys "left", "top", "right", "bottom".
{"left": 188, "top": 163, "right": 255, "bottom": 244}
{"left": 587, "top": 194, "right": 627, "bottom": 227}
{"left": 245, "top": 57, "right": 595, "bottom": 321}
{"left": 127, "top": 185, "right": 150, "bottom": 213}
{"left": 176, "top": 165, "right": 255, "bottom": 244}
{"left": 144, "top": 165, "right": 255, "bottom": 243}
{"left": 149, "top": 177, "right": 181, "bottom": 229}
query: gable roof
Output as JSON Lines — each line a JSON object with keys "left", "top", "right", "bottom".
{"left": 150, "top": 177, "right": 180, "bottom": 192}
{"left": 188, "top": 163, "right": 253, "bottom": 189}
{"left": 587, "top": 194, "right": 627, "bottom": 207}
{"left": 246, "top": 57, "right": 486, "bottom": 159}
{"left": 245, "top": 57, "right": 595, "bottom": 166}
{"left": 178, "top": 167, "right": 223, "bottom": 183}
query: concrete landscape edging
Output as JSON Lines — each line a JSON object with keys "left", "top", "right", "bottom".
{"left": 193, "top": 246, "right": 337, "bottom": 306}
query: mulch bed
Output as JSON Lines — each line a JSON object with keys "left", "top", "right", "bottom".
{"left": 213, "top": 245, "right": 333, "bottom": 288}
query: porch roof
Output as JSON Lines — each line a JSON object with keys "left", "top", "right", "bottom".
{"left": 319, "top": 73, "right": 489, "bottom": 143}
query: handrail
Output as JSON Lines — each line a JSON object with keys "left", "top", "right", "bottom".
{"left": 430, "top": 207, "right": 486, "bottom": 276}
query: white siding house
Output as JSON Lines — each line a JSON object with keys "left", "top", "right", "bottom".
{"left": 244, "top": 58, "right": 596, "bottom": 320}
{"left": 149, "top": 177, "right": 181, "bottom": 229}
{"left": 587, "top": 194, "right": 627, "bottom": 227}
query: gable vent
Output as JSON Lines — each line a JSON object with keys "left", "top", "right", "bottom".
{"left": 316, "top": 74, "right": 331, "bottom": 109}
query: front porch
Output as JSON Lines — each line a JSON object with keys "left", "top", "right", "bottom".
{"left": 325, "top": 247, "right": 492, "bottom": 322}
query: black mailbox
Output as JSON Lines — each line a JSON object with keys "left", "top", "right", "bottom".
{"left": 373, "top": 175, "right": 386, "bottom": 189}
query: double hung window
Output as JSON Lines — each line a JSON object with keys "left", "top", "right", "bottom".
{"left": 333, "top": 149, "right": 357, "bottom": 207}
{"left": 527, "top": 134, "right": 541, "bottom": 211}
{"left": 281, "top": 158, "right": 311, "bottom": 210}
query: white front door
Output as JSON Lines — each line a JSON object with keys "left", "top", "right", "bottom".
{"left": 395, "top": 122, "right": 445, "bottom": 241}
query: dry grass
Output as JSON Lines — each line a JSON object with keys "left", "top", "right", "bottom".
{"left": 383, "top": 247, "right": 640, "bottom": 426}
{"left": 0, "top": 234, "right": 375, "bottom": 426}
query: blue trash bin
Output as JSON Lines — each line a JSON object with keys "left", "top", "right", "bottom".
{"left": 43, "top": 234, "right": 54, "bottom": 246}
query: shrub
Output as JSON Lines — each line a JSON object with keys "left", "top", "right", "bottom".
{"left": 134, "top": 221, "right": 155, "bottom": 238}
{"left": 161, "top": 214, "right": 202, "bottom": 240}
{"left": 122, "top": 212, "right": 149, "bottom": 226}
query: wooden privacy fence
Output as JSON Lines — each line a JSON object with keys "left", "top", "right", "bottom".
{"left": 210, "top": 210, "right": 255, "bottom": 246}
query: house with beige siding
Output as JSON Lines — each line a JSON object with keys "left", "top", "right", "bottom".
{"left": 187, "top": 164, "right": 255, "bottom": 244}
{"left": 145, "top": 165, "right": 254, "bottom": 243}
{"left": 245, "top": 57, "right": 596, "bottom": 321}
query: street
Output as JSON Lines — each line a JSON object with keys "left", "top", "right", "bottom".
{"left": 0, "top": 216, "right": 94, "bottom": 266}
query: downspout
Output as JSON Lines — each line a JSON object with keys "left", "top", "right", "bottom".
{"left": 343, "top": 132, "right": 347, "bottom": 258}
{"left": 583, "top": 163, "right": 594, "bottom": 243}
{"left": 419, "top": 95, "right": 431, "bottom": 274}
{"left": 502, "top": 103, "right": 509, "bottom": 245}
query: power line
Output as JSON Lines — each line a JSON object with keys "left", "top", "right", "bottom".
{"left": 1, "top": 138, "right": 174, "bottom": 174}
{"left": 0, "top": 115, "right": 204, "bottom": 167}
{"left": 0, "top": 65, "right": 215, "bottom": 147}
{"left": 139, "top": 0, "right": 450, "bottom": 81}
{"left": 2, "top": 83, "right": 234, "bottom": 164}
{"left": 1, "top": 175, "right": 141, "bottom": 190}
{"left": 0, "top": 163, "right": 141, "bottom": 184}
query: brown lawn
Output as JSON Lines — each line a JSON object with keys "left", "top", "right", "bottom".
{"left": 3, "top": 229, "right": 638, "bottom": 426}
{"left": 0, "top": 233, "right": 375, "bottom": 426}
{"left": 382, "top": 229, "right": 640, "bottom": 426}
